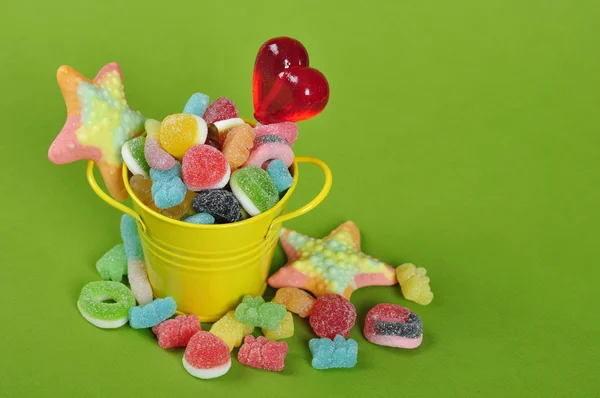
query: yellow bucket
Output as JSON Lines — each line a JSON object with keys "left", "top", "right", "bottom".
{"left": 86, "top": 156, "right": 332, "bottom": 321}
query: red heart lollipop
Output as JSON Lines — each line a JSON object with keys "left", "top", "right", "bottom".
{"left": 253, "top": 37, "right": 329, "bottom": 124}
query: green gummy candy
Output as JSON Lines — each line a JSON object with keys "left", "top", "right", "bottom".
{"left": 77, "top": 281, "right": 136, "bottom": 324}
{"left": 96, "top": 244, "right": 128, "bottom": 282}
{"left": 122, "top": 136, "right": 150, "bottom": 176}
{"left": 230, "top": 166, "right": 279, "bottom": 216}
{"left": 258, "top": 302, "right": 288, "bottom": 330}
{"left": 234, "top": 295, "right": 286, "bottom": 329}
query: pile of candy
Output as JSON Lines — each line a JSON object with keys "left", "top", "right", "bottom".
{"left": 123, "top": 95, "right": 298, "bottom": 224}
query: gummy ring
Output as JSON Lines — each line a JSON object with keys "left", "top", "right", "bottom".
{"left": 77, "top": 281, "right": 136, "bottom": 329}
{"left": 244, "top": 136, "right": 294, "bottom": 168}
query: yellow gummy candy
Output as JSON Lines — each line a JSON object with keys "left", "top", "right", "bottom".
{"left": 209, "top": 310, "right": 254, "bottom": 351}
{"left": 159, "top": 114, "right": 207, "bottom": 158}
{"left": 262, "top": 311, "right": 294, "bottom": 341}
{"left": 396, "top": 263, "right": 434, "bottom": 305}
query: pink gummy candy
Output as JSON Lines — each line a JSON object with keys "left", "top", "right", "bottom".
{"left": 152, "top": 315, "right": 201, "bottom": 349}
{"left": 237, "top": 335, "right": 288, "bottom": 372}
{"left": 363, "top": 304, "right": 423, "bottom": 349}
{"left": 203, "top": 98, "right": 239, "bottom": 124}
{"left": 244, "top": 138, "right": 294, "bottom": 169}
{"left": 309, "top": 294, "right": 356, "bottom": 339}
{"left": 253, "top": 122, "right": 298, "bottom": 146}
{"left": 144, "top": 136, "right": 176, "bottom": 170}
{"left": 182, "top": 145, "right": 231, "bottom": 191}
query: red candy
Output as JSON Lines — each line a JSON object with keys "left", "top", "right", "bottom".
{"left": 237, "top": 335, "right": 288, "bottom": 372}
{"left": 253, "top": 122, "right": 298, "bottom": 146}
{"left": 253, "top": 37, "right": 329, "bottom": 124}
{"left": 183, "top": 331, "right": 230, "bottom": 374}
{"left": 309, "top": 294, "right": 356, "bottom": 339}
{"left": 182, "top": 145, "right": 230, "bottom": 191}
{"left": 152, "top": 315, "right": 201, "bottom": 349}
{"left": 203, "top": 97, "right": 239, "bottom": 124}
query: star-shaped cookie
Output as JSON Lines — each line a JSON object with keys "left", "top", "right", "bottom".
{"left": 268, "top": 221, "right": 397, "bottom": 299}
{"left": 48, "top": 62, "right": 146, "bottom": 201}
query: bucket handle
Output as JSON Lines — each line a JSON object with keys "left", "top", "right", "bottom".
{"left": 86, "top": 161, "right": 147, "bottom": 232}
{"left": 268, "top": 156, "right": 333, "bottom": 230}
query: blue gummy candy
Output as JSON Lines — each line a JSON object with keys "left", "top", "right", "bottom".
{"left": 128, "top": 297, "right": 177, "bottom": 329}
{"left": 150, "top": 163, "right": 182, "bottom": 182}
{"left": 120, "top": 215, "right": 143, "bottom": 260}
{"left": 183, "top": 93, "right": 210, "bottom": 117}
{"left": 309, "top": 335, "right": 358, "bottom": 370}
{"left": 266, "top": 159, "right": 294, "bottom": 194}
{"left": 152, "top": 177, "right": 186, "bottom": 209}
{"left": 183, "top": 212, "right": 216, "bottom": 224}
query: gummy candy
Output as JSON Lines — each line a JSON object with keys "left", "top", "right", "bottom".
{"left": 309, "top": 294, "right": 356, "bottom": 339}
{"left": 309, "top": 335, "right": 358, "bottom": 370}
{"left": 160, "top": 190, "right": 196, "bottom": 220}
{"left": 262, "top": 311, "right": 294, "bottom": 340}
{"left": 254, "top": 122, "right": 298, "bottom": 146}
{"left": 127, "top": 258, "right": 153, "bottom": 305}
{"left": 77, "top": 281, "right": 136, "bottom": 329}
{"left": 363, "top": 304, "right": 423, "bottom": 349}
{"left": 150, "top": 164, "right": 187, "bottom": 209}
{"left": 120, "top": 215, "right": 143, "bottom": 260}
{"left": 221, "top": 124, "right": 255, "bottom": 171}
{"left": 244, "top": 135, "right": 295, "bottom": 169}
{"left": 122, "top": 136, "right": 150, "bottom": 177}
{"left": 129, "top": 174, "right": 161, "bottom": 212}
{"left": 49, "top": 63, "right": 146, "bottom": 201}
{"left": 96, "top": 243, "right": 128, "bottom": 282}
{"left": 230, "top": 166, "right": 279, "bottom": 216}
{"left": 152, "top": 315, "right": 201, "bottom": 349}
{"left": 268, "top": 222, "right": 397, "bottom": 299}
{"left": 396, "top": 263, "right": 434, "bottom": 305}
{"left": 191, "top": 189, "right": 242, "bottom": 224}
{"left": 203, "top": 97, "right": 238, "bottom": 124}
{"left": 144, "top": 135, "right": 176, "bottom": 171}
{"left": 209, "top": 310, "right": 254, "bottom": 351}
{"left": 213, "top": 118, "right": 246, "bottom": 135}
{"left": 181, "top": 145, "right": 230, "bottom": 191}
{"left": 159, "top": 114, "right": 207, "bottom": 159}
{"left": 183, "top": 212, "right": 215, "bottom": 224}
{"left": 183, "top": 331, "right": 231, "bottom": 379}
{"left": 266, "top": 159, "right": 294, "bottom": 194}
{"left": 272, "top": 288, "right": 315, "bottom": 318}
{"left": 238, "top": 335, "right": 288, "bottom": 372}
{"left": 128, "top": 297, "right": 177, "bottom": 329}
{"left": 145, "top": 119, "right": 161, "bottom": 138}
{"left": 253, "top": 37, "right": 329, "bottom": 124}
{"left": 234, "top": 295, "right": 287, "bottom": 330}
{"left": 183, "top": 93, "right": 210, "bottom": 117}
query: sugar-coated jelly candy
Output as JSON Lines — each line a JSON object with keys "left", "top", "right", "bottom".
{"left": 396, "top": 263, "right": 434, "bottom": 305}
{"left": 262, "top": 311, "right": 294, "bottom": 340}
{"left": 122, "top": 136, "right": 150, "bottom": 177}
{"left": 160, "top": 190, "right": 196, "bottom": 220}
{"left": 145, "top": 136, "right": 176, "bottom": 171}
{"left": 222, "top": 124, "right": 255, "bottom": 171}
{"left": 183, "top": 212, "right": 215, "bottom": 225}
{"left": 213, "top": 118, "right": 246, "bottom": 134}
{"left": 145, "top": 118, "right": 161, "bottom": 138}
{"left": 254, "top": 122, "right": 298, "bottom": 146}
{"left": 309, "top": 294, "right": 356, "bottom": 339}
{"left": 181, "top": 145, "right": 230, "bottom": 191}
{"left": 244, "top": 135, "right": 294, "bottom": 169}
{"left": 183, "top": 331, "right": 231, "bottom": 379}
{"left": 266, "top": 159, "right": 294, "bottom": 194}
{"left": 234, "top": 295, "right": 287, "bottom": 330}
{"left": 203, "top": 97, "right": 238, "bottom": 124}
{"left": 191, "top": 189, "right": 242, "bottom": 224}
{"left": 151, "top": 169, "right": 187, "bottom": 210}
{"left": 130, "top": 174, "right": 161, "bottom": 212}
{"left": 183, "top": 93, "right": 210, "bottom": 117}
{"left": 77, "top": 281, "right": 136, "bottom": 329}
{"left": 272, "top": 288, "right": 315, "bottom": 318}
{"left": 238, "top": 335, "right": 288, "bottom": 372}
{"left": 253, "top": 37, "right": 329, "bottom": 124}
{"left": 96, "top": 243, "right": 128, "bottom": 282}
{"left": 127, "top": 258, "right": 153, "bottom": 305}
{"left": 120, "top": 215, "right": 143, "bottom": 260}
{"left": 363, "top": 303, "right": 423, "bottom": 349}
{"left": 209, "top": 310, "right": 254, "bottom": 351}
{"left": 230, "top": 166, "right": 279, "bottom": 216}
{"left": 309, "top": 335, "right": 358, "bottom": 370}
{"left": 159, "top": 114, "right": 207, "bottom": 158}
{"left": 128, "top": 297, "right": 177, "bottom": 329}
{"left": 152, "top": 315, "right": 201, "bottom": 349}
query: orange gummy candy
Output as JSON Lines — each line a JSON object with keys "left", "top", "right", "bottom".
{"left": 129, "top": 175, "right": 196, "bottom": 220}
{"left": 272, "top": 288, "right": 315, "bottom": 318}
{"left": 221, "top": 124, "right": 255, "bottom": 171}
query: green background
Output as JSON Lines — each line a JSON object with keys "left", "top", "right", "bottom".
{"left": 1, "top": 0, "right": 598, "bottom": 396}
